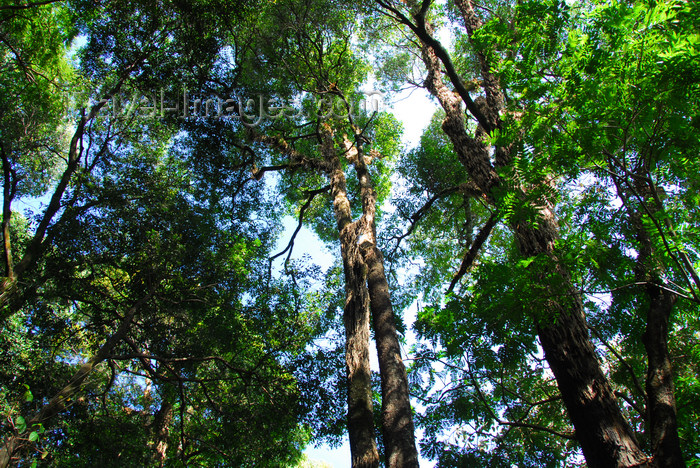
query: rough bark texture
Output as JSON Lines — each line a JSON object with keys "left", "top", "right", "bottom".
{"left": 1, "top": 142, "right": 15, "bottom": 280}
{"left": 353, "top": 145, "right": 419, "bottom": 468}
{"left": 259, "top": 117, "right": 419, "bottom": 467}
{"left": 323, "top": 126, "right": 418, "bottom": 467}
{"left": 151, "top": 389, "right": 175, "bottom": 467}
{"left": 535, "top": 299, "right": 650, "bottom": 467}
{"left": 628, "top": 177, "right": 685, "bottom": 468}
{"left": 643, "top": 284, "right": 684, "bottom": 468}
{"left": 342, "top": 243, "right": 380, "bottom": 468}
{"left": 517, "top": 213, "right": 650, "bottom": 467}
{"left": 364, "top": 246, "right": 419, "bottom": 468}
{"left": 322, "top": 127, "right": 380, "bottom": 468}
{"left": 411, "top": 6, "right": 652, "bottom": 465}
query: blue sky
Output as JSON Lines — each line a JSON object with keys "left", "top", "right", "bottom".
{"left": 279, "top": 87, "right": 440, "bottom": 467}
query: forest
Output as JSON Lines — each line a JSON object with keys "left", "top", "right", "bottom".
{"left": 0, "top": 0, "right": 698, "bottom": 466}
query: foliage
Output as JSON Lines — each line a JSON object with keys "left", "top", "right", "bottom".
{"left": 2, "top": 0, "right": 699, "bottom": 466}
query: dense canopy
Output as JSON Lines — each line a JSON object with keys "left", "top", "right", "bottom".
{"left": 1, "top": 0, "right": 698, "bottom": 467}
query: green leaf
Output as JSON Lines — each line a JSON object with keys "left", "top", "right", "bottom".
{"left": 15, "top": 416, "right": 26, "bottom": 433}
{"left": 29, "top": 431, "right": 39, "bottom": 442}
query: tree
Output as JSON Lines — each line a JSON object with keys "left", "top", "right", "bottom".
{"left": 223, "top": 2, "right": 421, "bottom": 463}
{"left": 3, "top": 0, "right": 699, "bottom": 466}
{"left": 371, "top": 0, "right": 699, "bottom": 465}
{"left": 1, "top": 0, "right": 325, "bottom": 465}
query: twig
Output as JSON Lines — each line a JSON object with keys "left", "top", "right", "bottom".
{"left": 589, "top": 325, "right": 647, "bottom": 405}
{"left": 448, "top": 212, "right": 497, "bottom": 292}
{"left": 268, "top": 185, "right": 330, "bottom": 270}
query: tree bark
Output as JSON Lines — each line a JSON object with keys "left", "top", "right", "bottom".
{"left": 1, "top": 142, "right": 15, "bottom": 280}
{"left": 258, "top": 119, "right": 419, "bottom": 467}
{"left": 151, "top": 386, "right": 175, "bottom": 467}
{"left": 352, "top": 135, "right": 419, "bottom": 468}
{"left": 643, "top": 283, "right": 684, "bottom": 467}
{"left": 342, "top": 241, "right": 380, "bottom": 468}
{"left": 322, "top": 126, "right": 380, "bottom": 468}
{"left": 520, "top": 218, "right": 649, "bottom": 467}
{"left": 623, "top": 175, "right": 686, "bottom": 467}
{"left": 363, "top": 245, "right": 419, "bottom": 468}
{"left": 411, "top": 10, "right": 652, "bottom": 466}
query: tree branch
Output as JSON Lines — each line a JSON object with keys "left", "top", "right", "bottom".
{"left": 0, "top": 292, "right": 152, "bottom": 468}
{"left": 1, "top": 75, "right": 135, "bottom": 313}
{"left": 448, "top": 211, "right": 497, "bottom": 292}
{"left": 268, "top": 185, "right": 330, "bottom": 268}
{"left": 589, "top": 325, "right": 647, "bottom": 406}
{"left": 0, "top": 0, "right": 62, "bottom": 11}
{"left": 376, "top": 0, "right": 495, "bottom": 132}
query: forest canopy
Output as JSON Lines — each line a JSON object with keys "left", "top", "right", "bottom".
{"left": 0, "top": 0, "right": 698, "bottom": 467}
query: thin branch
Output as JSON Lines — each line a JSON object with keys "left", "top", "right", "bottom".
{"left": 250, "top": 130, "right": 329, "bottom": 173}
{"left": 0, "top": 0, "right": 62, "bottom": 11}
{"left": 0, "top": 291, "right": 153, "bottom": 466}
{"left": 2, "top": 72, "right": 136, "bottom": 311}
{"left": 268, "top": 185, "right": 330, "bottom": 269}
{"left": 467, "top": 365, "right": 575, "bottom": 440}
{"left": 448, "top": 212, "right": 497, "bottom": 292}
{"left": 108, "top": 354, "right": 252, "bottom": 378}
{"left": 391, "top": 181, "right": 482, "bottom": 255}
{"left": 391, "top": 185, "right": 461, "bottom": 252}
{"left": 589, "top": 325, "right": 647, "bottom": 405}
{"left": 580, "top": 282, "right": 695, "bottom": 302}
{"left": 602, "top": 154, "right": 700, "bottom": 303}
{"left": 615, "top": 390, "right": 645, "bottom": 419}
{"left": 499, "top": 420, "right": 576, "bottom": 440}
{"left": 251, "top": 163, "right": 290, "bottom": 180}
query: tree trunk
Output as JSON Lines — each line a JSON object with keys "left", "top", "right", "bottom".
{"left": 258, "top": 119, "right": 418, "bottom": 467}
{"left": 643, "top": 284, "right": 684, "bottom": 467}
{"left": 363, "top": 245, "right": 419, "bottom": 468}
{"left": 512, "top": 211, "right": 650, "bottom": 467}
{"left": 353, "top": 137, "right": 419, "bottom": 468}
{"left": 342, "top": 242, "right": 380, "bottom": 468}
{"left": 151, "top": 387, "right": 175, "bottom": 468}
{"left": 413, "top": 13, "right": 651, "bottom": 466}
{"left": 1, "top": 142, "right": 15, "bottom": 280}
{"left": 626, "top": 176, "right": 685, "bottom": 468}
{"left": 323, "top": 126, "right": 380, "bottom": 468}
{"left": 535, "top": 302, "right": 650, "bottom": 467}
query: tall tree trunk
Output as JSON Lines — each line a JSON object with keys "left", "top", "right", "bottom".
{"left": 1, "top": 142, "right": 17, "bottom": 307}
{"left": 342, "top": 241, "right": 380, "bottom": 468}
{"left": 643, "top": 283, "right": 683, "bottom": 467}
{"left": 1, "top": 142, "right": 15, "bottom": 280}
{"left": 257, "top": 119, "right": 418, "bottom": 467}
{"left": 411, "top": 13, "right": 651, "bottom": 466}
{"left": 519, "top": 219, "right": 649, "bottom": 467}
{"left": 151, "top": 385, "right": 175, "bottom": 467}
{"left": 323, "top": 127, "right": 380, "bottom": 468}
{"left": 363, "top": 245, "right": 419, "bottom": 468}
{"left": 624, "top": 175, "right": 685, "bottom": 467}
{"left": 353, "top": 137, "right": 419, "bottom": 468}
